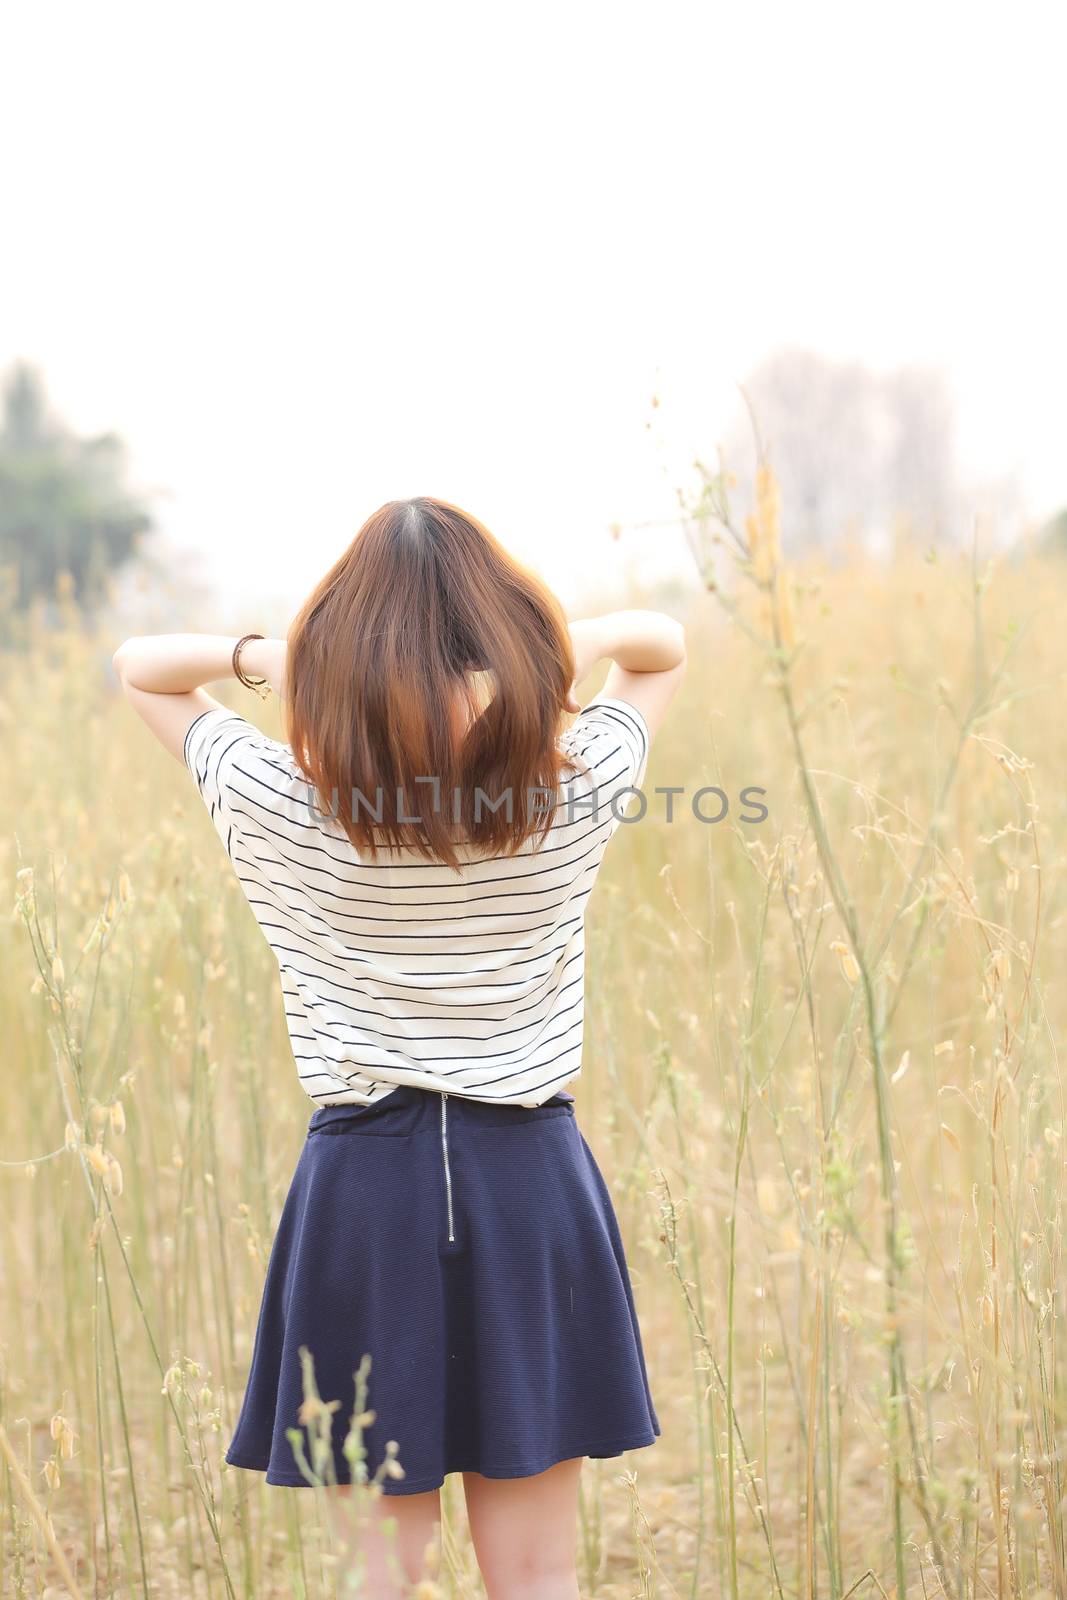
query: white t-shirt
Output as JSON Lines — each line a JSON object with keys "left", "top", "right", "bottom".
{"left": 183, "top": 694, "right": 650, "bottom": 1107}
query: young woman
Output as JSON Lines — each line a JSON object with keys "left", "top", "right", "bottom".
{"left": 112, "top": 497, "right": 687, "bottom": 1599}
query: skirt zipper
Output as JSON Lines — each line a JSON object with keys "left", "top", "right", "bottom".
{"left": 440, "top": 1092, "right": 455, "bottom": 1243}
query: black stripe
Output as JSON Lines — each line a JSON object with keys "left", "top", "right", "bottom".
{"left": 282, "top": 972, "right": 584, "bottom": 1053}
{"left": 224, "top": 807, "right": 609, "bottom": 908}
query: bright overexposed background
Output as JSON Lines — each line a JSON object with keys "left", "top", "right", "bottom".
{"left": 1, "top": 0, "right": 1064, "bottom": 619}
{"left": 7, "top": 12, "right": 1067, "bottom": 1594}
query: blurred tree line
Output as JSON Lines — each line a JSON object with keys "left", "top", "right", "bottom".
{"left": 718, "top": 347, "right": 1061, "bottom": 559}
{"left": 1, "top": 352, "right": 1064, "bottom": 650}
{"left": 0, "top": 361, "right": 152, "bottom": 638}
{"left": 722, "top": 347, "right": 959, "bottom": 551}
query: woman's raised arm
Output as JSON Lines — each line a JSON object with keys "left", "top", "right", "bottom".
{"left": 566, "top": 610, "right": 687, "bottom": 739}
{"left": 111, "top": 633, "right": 288, "bottom": 764}
{"left": 111, "top": 633, "right": 288, "bottom": 697}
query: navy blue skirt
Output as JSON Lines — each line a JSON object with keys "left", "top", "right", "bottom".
{"left": 224, "top": 1083, "right": 661, "bottom": 1493}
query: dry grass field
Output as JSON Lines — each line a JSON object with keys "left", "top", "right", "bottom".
{"left": 2, "top": 484, "right": 1065, "bottom": 1597}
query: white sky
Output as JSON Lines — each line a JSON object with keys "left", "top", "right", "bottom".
{"left": 2, "top": 1, "right": 1064, "bottom": 622}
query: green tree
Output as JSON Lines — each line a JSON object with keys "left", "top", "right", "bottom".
{"left": 0, "top": 361, "right": 152, "bottom": 617}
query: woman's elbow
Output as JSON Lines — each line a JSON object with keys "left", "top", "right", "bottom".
{"left": 111, "top": 638, "right": 137, "bottom": 684}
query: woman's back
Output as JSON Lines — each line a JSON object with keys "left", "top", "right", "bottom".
{"left": 185, "top": 693, "right": 649, "bottom": 1107}
{"left": 113, "top": 499, "right": 686, "bottom": 1570}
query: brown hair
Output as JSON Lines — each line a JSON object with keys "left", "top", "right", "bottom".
{"left": 284, "top": 497, "right": 577, "bottom": 872}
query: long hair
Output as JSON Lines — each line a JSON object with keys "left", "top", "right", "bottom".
{"left": 284, "top": 497, "right": 577, "bottom": 872}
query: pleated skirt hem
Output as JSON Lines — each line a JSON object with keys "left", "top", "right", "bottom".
{"left": 225, "top": 1426, "right": 660, "bottom": 1494}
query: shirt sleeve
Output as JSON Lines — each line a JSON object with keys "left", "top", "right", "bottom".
{"left": 558, "top": 693, "right": 651, "bottom": 838}
{"left": 183, "top": 706, "right": 267, "bottom": 861}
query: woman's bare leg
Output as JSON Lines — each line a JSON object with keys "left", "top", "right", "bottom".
{"left": 462, "top": 1457, "right": 583, "bottom": 1600}
{"left": 324, "top": 1483, "right": 442, "bottom": 1597}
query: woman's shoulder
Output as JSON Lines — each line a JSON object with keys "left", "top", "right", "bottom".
{"left": 559, "top": 695, "right": 650, "bottom": 767}
{"left": 185, "top": 705, "right": 317, "bottom": 811}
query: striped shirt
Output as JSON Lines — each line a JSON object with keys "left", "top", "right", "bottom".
{"left": 183, "top": 694, "right": 650, "bottom": 1107}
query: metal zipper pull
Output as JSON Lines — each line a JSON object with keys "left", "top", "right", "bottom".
{"left": 440, "top": 1092, "right": 455, "bottom": 1243}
